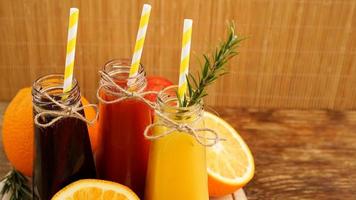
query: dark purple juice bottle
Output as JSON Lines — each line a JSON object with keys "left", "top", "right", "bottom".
{"left": 32, "top": 74, "right": 96, "bottom": 200}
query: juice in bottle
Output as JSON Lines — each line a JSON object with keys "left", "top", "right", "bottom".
{"left": 32, "top": 74, "right": 96, "bottom": 200}
{"left": 145, "top": 86, "right": 209, "bottom": 200}
{"left": 96, "top": 59, "right": 151, "bottom": 198}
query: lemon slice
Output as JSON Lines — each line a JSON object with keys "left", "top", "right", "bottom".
{"left": 51, "top": 179, "right": 139, "bottom": 200}
{"left": 203, "top": 111, "right": 254, "bottom": 197}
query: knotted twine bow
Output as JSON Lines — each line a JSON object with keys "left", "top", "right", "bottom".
{"left": 96, "top": 70, "right": 158, "bottom": 109}
{"left": 97, "top": 70, "right": 224, "bottom": 146}
{"left": 143, "top": 109, "right": 224, "bottom": 146}
{"left": 34, "top": 93, "right": 99, "bottom": 128}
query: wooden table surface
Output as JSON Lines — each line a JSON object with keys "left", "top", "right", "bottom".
{"left": 1, "top": 102, "right": 356, "bottom": 199}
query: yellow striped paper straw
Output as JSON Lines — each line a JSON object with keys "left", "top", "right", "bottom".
{"left": 63, "top": 8, "right": 79, "bottom": 93}
{"left": 129, "top": 4, "right": 152, "bottom": 78}
{"left": 178, "top": 19, "right": 193, "bottom": 103}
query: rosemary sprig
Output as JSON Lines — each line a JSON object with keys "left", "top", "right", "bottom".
{"left": 0, "top": 169, "right": 32, "bottom": 200}
{"left": 179, "top": 23, "right": 244, "bottom": 107}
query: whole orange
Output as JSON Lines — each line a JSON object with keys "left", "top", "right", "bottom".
{"left": 80, "top": 97, "right": 99, "bottom": 152}
{"left": 2, "top": 87, "right": 99, "bottom": 177}
{"left": 2, "top": 88, "right": 33, "bottom": 176}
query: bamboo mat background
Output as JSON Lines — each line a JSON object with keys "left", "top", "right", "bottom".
{"left": 0, "top": 0, "right": 355, "bottom": 110}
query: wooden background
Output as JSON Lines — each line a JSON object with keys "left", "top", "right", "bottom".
{"left": 0, "top": 0, "right": 355, "bottom": 110}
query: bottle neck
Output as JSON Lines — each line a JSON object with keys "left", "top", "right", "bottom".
{"left": 100, "top": 59, "right": 147, "bottom": 94}
{"left": 32, "top": 74, "right": 81, "bottom": 111}
{"left": 157, "top": 85, "right": 203, "bottom": 124}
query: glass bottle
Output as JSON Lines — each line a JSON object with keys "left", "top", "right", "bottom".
{"left": 32, "top": 74, "right": 96, "bottom": 200}
{"left": 145, "top": 85, "right": 209, "bottom": 200}
{"left": 96, "top": 59, "right": 152, "bottom": 198}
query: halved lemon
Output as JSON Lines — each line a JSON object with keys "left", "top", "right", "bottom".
{"left": 203, "top": 111, "right": 255, "bottom": 197}
{"left": 51, "top": 179, "right": 139, "bottom": 200}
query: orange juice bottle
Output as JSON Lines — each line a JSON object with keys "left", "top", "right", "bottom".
{"left": 145, "top": 86, "right": 209, "bottom": 200}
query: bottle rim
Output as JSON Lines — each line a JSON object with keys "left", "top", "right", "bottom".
{"left": 32, "top": 74, "right": 80, "bottom": 106}
{"left": 100, "top": 58, "right": 146, "bottom": 93}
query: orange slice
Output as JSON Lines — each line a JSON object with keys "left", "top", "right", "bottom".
{"left": 203, "top": 111, "right": 255, "bottom": 197}
{"left": 51, "top": 179, "right": 139, "bottom": 200}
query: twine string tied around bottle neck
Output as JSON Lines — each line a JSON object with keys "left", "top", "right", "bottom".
{"left": 96, "top": 70, "right": 158, "bottom": 109}
{"left": 34, "top": 93, "right": 99, "bottom": 128}
{"left": 144, "top": 110, "right": 225, "bottom": 147}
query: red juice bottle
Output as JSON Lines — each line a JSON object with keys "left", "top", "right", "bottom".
{"left": 96, "top": 59, "right": 152, "bottom": 198}
{"left": 32, "top": 74, "right": 96, "bottom": 200}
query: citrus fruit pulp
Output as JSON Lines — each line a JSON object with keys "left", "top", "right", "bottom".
{"left": 203, "top": 111, "right": 254, "bottom": 197}
{"left": 51, "top": 179, "right": 139, "bottom": 200}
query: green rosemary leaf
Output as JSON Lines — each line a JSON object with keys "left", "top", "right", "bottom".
{"left": 202, "top": 55, "right": 210, "bottom": 77}
{"left": 188, "top": 73, "right": 199, "bottom": 89}
{"left": 200, "top": 93, "right": 208, "bottom": 99}
{"left": 186, "top": 75, "right": 193, "bottom": 98}
{"left": 183, "top": 95, "right": 188, "bottom": 107}
{"left": 0, "top": 169, "right": 32, "bottom": 200}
